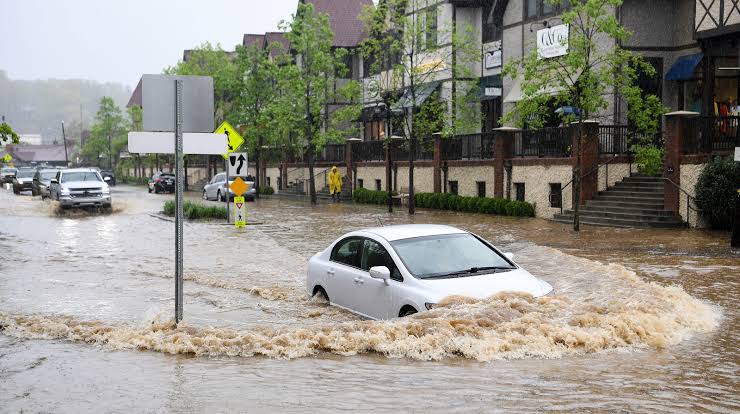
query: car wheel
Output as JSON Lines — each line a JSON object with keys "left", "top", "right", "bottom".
{"left": 202, "top": 190, "right": 208, "bottom": 200}
{"left": 313, "top": 286, "right": 329, "bottom": 302}
{"left": 399, "top": 306, "right": 418, "bottom": 317}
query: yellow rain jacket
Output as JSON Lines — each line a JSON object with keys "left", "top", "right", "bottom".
{"left": 328, "top": 166, "right": 342, "bottom": 194}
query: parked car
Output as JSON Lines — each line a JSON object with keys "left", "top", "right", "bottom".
{"left": 100, "top": 170, "right": 116, "bottom": 186}
{"left": 306, "top": 224, "right": 553, "bottom": 320}
{"left": 32, "top": 168, "right": 60, "bottom": 198}
{"left": 49, "top": 168, "right": 112, "bottom": 209}
{"left": 148, "top": 172, "right": 175, "bottom": 193}
{"left": 12, "top": 168, "right": 37, "bottom": 194}
{"left": 1, "top": 167, "right": 17, "bottom": 184}
{"left": 202, "top": 173, "right": 256, "bottom": 201}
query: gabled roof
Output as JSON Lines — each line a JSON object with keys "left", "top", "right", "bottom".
{"left": 304, "top": 0, "right": 373, "bottom": 47}
{"left": 8, "top": 144, "right": 68, "bottom": 163}
{"left": 127, "top": 78, "right": 142, "bottom": 108}
{"left": 243, "top": 34, "right": 266, "bottom": 49}
{"left": 264, "top": 32, "right": 290, "bottom": 58}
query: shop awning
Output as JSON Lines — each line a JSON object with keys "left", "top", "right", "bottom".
{"left": 392, "top": 81, "right": 441, "bottom": 110}
{"left": 480, "top": 75, "right": 503, "bottom": 101}
{"left": 504, "top": 70, "right": 582, "bottom": 103}
{"left": 665, "top": 53, "right": 703, "bottom": 81}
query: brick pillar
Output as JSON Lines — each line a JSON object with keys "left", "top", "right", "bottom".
{"left": 573, "top": 121, "right": 600, "bottom": 206}
{"left": 433, "top": 133, "right": 442, "bottom": 193}
{"left": 493, "top": 127, "right": 518, "bottom": 198}
{"left": 663, "top": 111, "right": 698, "bottom": 213}
{"left": 281, "top": 163, "right": 288, "bottom": 190}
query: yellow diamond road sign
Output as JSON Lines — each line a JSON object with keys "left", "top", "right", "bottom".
{"left": 230, "top": 176, "right": 248, "bottom": 197}
{"left": 215, "top": 121, "right": 244, "bottom": 159}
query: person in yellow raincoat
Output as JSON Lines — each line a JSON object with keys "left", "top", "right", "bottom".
{"left": 328, "top": 166, "right": 342, "bottom": 202}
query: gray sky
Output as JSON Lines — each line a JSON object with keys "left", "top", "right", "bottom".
{"left": 0, "top": 0, "right": 297, "bottom": 88}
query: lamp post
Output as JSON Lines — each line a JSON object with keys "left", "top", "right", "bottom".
{"left": 61, "top": 121, "right": 69, "bottom": 167}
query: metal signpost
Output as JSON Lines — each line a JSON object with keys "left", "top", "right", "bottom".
{"left": 129, "top": 75, "right": 226, "bottom": 324}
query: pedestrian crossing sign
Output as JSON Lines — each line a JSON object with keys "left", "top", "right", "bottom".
{"left": 234, "top": 196, "right": 246, "bottom": 228}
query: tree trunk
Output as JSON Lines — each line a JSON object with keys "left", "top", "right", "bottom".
{"left": 408, "top": 135, "right": 416, "bottom": 215}
{"left": 573, "top": 121, "right": 583, "bottom": 232}
{"left": 307, "top": 144, "right": 316, "bottom": 204}
{"left": 256, "top": 136, "right": 262, "bottom": 198}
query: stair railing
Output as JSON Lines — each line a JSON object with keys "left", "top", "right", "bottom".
{"left": 304, "top": 167, "right": 330, "bottom": 195}
{"left": 556, "top": 156, "right": 625, "bottom": 215}
{"left": 663, "top": 177, "right": 700, "bottom": 228}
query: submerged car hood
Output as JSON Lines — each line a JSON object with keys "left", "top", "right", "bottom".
{"left": 63, "top": 181, "right": 104, "bottom": 190}
{"left": 421, "top": 268, "right": 553, "bottom": 300}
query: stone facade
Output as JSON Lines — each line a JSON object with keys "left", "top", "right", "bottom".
{"left": 446, "top": 165, "right": 495, "bottom": 197}
{"left": 679, "top": 162, "right": 708, "bottom": 228}
{"left": 509, "top": 164, "right": 573, "bottom": 219}
{"left": 598, "top": 162, "right": 632, "bottom": 192}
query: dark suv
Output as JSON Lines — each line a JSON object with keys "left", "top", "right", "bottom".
{"left": 100, "top": 170, "right": 116, "bottom": 186}
{"left": 148, "top": 172, "right": 175, "bottom": 193}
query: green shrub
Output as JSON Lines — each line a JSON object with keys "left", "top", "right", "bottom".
{"left": 352, "top": 188, "right": 394, "bottom": 205}
{"left": 120, "top": 176, "right": 149, "bottom": 185}
{"left": 695, "top": 156, "right": 739, "bottom": 230}
{"left": 632, "top": 145, "right": 664, "bottom": 177}
{"left": 410, "top": 192, "right": 535, "bottom": 217}
{"left": 259, "top": 186, "right": 275, "bottom": 195}
{"left": 163, "top": 200, "right": 227, "bottom": 220}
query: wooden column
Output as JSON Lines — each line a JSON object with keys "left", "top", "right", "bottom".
{"left": 574, "top": 121, "right": 600, "bottom": 206}
{"left": 493, "top": 127, "right": 518, "bottom": 198}
{"left": 433, "top": 133, "right": 442, "bottom": 193}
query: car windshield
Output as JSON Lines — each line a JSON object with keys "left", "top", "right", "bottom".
{"left": 2, "top": 168, "right": 16, "bottom": 173}
{"left": 61, "top": 172, "right": 101, "bottom": 183}
{"left": 41, "top": 171, "right": 58, "bottom": 180}
{"left": 17, "top": 170, "right": 35, "bottom": 178}
{"left": 390, "top": 233, "right": 514, "bottom": 279}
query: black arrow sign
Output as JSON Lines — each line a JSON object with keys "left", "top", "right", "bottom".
{"left": 236, "top": 154, "right": 246, "bottom": 175}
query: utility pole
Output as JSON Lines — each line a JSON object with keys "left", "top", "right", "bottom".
{"left": 61, "top": 121, "right": 69, "bottom": 167}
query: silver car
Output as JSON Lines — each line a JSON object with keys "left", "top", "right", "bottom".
{"left": 202, "top": 173, "right": 256, "bottom": 201}
{"left": 49, "top": 168, "right": 112, "bottom": 209}
{"left": 32, "top": 168, "right": 60, "bottom": 198}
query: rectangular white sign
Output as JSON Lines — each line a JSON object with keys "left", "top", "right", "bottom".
{"left": 537, "top": 24, "right": 569, "bottom": 59}
{"left": 485, "top": 87, "right": 502, "bottom": 97}
{"left": 227, "top": 152, "right": 249, "bottom": 177}
{"left": 128, "top": 132, "right": 228, "bottom": 155}
{"left": 485, "top": 50, "right": 502, "bottom": 69}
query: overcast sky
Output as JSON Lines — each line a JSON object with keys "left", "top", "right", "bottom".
{"left": 0, "top": 0, "right": 298, "bottom": 88}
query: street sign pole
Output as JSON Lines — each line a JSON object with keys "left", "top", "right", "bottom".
{"left": 225, "top": 157, "right": 230, "bottom": 223}
{"left": 174, "top": 79, "right": 184, "bottom": 324}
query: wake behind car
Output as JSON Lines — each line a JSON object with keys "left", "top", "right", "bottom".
{"left": 148, "top": 172, "right": 175, "bottom": 193}
{"left": 306, "top": 224, "right": 553, "bottom": 320}
{"left": 1, "top": 167, "right": 17, "bottom": 184}
{"left": 32, "top": 168, "right": 60, "bottom": 198}
{"left": 12, "top": 167, "right": 37, "bottom": 194}
{"left": 49, "top": 168, "right": 112, "bottom": 209}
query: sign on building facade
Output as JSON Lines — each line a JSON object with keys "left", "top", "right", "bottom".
{"left": 537, "top": 24, "right": 569, "bottom": 59}
{"left": 485, "top": 41, "right": 503, "bottom": 69}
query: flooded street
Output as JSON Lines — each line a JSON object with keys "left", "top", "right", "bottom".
{"left": 1, "top": 184, "right": 738, "bottom": 413}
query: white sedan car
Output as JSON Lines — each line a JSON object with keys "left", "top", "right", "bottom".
{"left": 306, "top": 224, "right": 553, "bottom": 320}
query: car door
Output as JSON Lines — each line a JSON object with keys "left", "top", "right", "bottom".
{"left": 205, "top": 175, "right": 217, "bottom": 199}
{"left": 49, "top": 171, "right": 60, "bottom": 199}
{"left": 327, "top": 237, "right": 366, "bottom": 313}
{"left": 356, "top": 238, "right": 403, "bottom": 319}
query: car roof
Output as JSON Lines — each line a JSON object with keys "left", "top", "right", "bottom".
{"left": 359, "top": 224, "right": 467, "bottom": 242}
{"left": 61, "top": 168, "right": 99, "bottom": 173}
{"left": 39, "top": 169, "right": 59, "bottom": 173}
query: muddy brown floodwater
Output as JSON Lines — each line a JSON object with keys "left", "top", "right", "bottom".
{"left": 0, "top": 184, "right": 738, "bottom": 413}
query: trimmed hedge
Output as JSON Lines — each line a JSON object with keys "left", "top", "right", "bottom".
{"left": 120, "top": 176, "right": 150, "bottom": 185}
{"left": 163, "top": 200, "right": 227, "bottom": 220}
{"left": 414, "top": 192, "right": 535, "bottom": 217}
{"left": 259, "top": 185, "right": 275, "bottom": 195}
{"left": 353, "top": 188, "right": 395, "bottom": 204}
{"left": 695, "top": 156, "right": 739, "bottom": 229}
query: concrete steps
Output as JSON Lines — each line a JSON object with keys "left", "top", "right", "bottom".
{"left": 553, "top": 175, "right": 685, "bottom": 228}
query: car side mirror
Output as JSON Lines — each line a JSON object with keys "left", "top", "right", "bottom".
{"left": 504, "top": 252, "right": 514, "bottom": 261}
{"left": 369, "top": 266, "right": 390, "bottom": 285}
{"left": 50, "top": 179, "right": 58, "bottom": 184}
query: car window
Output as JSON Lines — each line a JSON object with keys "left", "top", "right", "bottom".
{"left": 330, "top": 237, "right": 363, "bottom": 268}
{"left": 361, "top": 239, "right": 402, "bottom": 281}
{"left": 61, "top": 172, "right": 102, "bottom": 183}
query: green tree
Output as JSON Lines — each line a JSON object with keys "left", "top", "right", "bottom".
{"left": 0, "top": 121, "right": 20, "bottom": 144}
{"left": 82, "top": 97, "right": 127, "bottom": 168}
{"left": 502, "top": 0, "right": 666, "bottom": 231}
{"left": 274, "top": 2, "right": 361, "bottom": 204}
{"left": 361, "top": 0, "right": 480, "bottom": 214}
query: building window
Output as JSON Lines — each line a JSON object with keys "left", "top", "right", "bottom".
{"left": 425, "top": 7, "right": 437, "bottom": 50}
{"left": 364, "top": 120, "right": 385, "bottom": 141}
{"left": 549, "top": 183, "right": 562, "bottom": 208}
{"left": 515, "top": 183, "right": 525, "bottom": 202}
{"left": 477, "top": 181, "right": 486, "bottom": 198}
{"left": 525, "top": 0, "right": 570, "bottom": 21}
{"left": 266, "top": 177, "right": 271, "bottom": 187}
{"left": 482, "top": 3, "right": 503, "bottom": 43}
{"left": 358, "top": 179, "right": 364, "bottom": 189}
{"left": 375, "top": 179, "right": 382, "bottom": 191}
{"left": 449, "top": 180, "right": 459, "bottom": 195}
